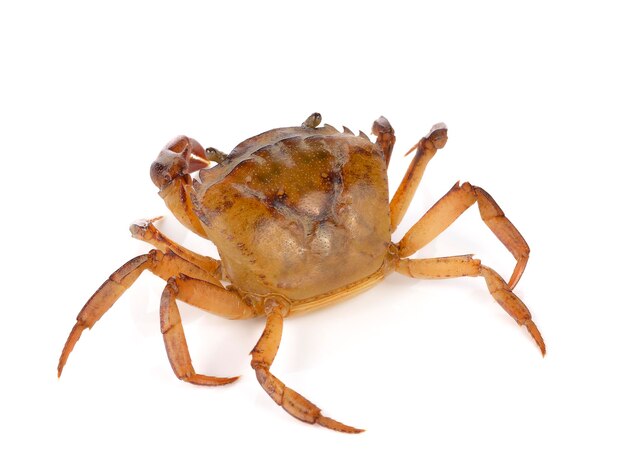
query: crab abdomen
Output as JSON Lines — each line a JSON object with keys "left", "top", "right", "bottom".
{"left": 193, "top": 126, "right": 391, "bottom": 301}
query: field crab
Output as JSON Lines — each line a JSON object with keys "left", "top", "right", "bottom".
{"left": 58, "top": 113, "right": 544, "bottom": 433}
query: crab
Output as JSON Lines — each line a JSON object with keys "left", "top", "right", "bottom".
{"left": 58, "top": 113, "right": 544, "bottom": 433}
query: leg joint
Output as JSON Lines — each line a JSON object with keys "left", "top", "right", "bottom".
{"left": 165, "top": 276, "right": 179, "bottom": 294}
{"left": 250, "top": 359, "right": 269, "bottom": 371}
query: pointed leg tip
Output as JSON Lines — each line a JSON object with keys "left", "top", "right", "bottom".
{"left": 534, "top": 335, "right": 546, "bottom": 357}
{"left": 524, "top": 320, "right": 546, "bottom": 357}
{"left": 187, "top": 374, "right": 241, "bottom": 386}
{"left": 57, "top": 362, "right": 65, "bottom": 378}
{"left": 57, "top": 323, "right": 86, "bottom": 379}
{"left": 317, "top": 415, "right": 365, "bottom": 434}
{"left": 213, "top": 375, "right": 241, "bottom": 386}
{"left": 57, "top": 357, "right": 65, "bottom": 378}
{"left": 508, "top": 258, "right": 528, "bottom": 290}
{"left": 57, "top": 354, "right": 70, "bottom": 378}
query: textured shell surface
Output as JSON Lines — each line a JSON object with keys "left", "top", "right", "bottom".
{"left": 192, "top": 124, "right": 391, "bottom": 301}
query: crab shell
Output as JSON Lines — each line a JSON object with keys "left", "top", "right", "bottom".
{"left": 189, "top": 124, "right": 391, "bottom": 301}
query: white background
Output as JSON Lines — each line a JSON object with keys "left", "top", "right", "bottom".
{"left": 2, "top": 1, "right": 624, "bottom": 471}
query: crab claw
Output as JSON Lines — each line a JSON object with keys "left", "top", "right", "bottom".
{"left": 150, "top": 136, "right": 211, "bottom": 190}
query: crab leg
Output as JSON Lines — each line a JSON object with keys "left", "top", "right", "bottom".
{"left": 159, "top": 275, "right": 253, "bottom": 385}
{"left": 58, "top": 250, "right": 251, "bottom": 381}
{"left": 389, "top": 123, "right": 448, "bottom": 233}
{"left": 129, "top": 217, "right": 221, "bottom": 278}
{"left": 250, "top": 302, "right": 364, "bottom": 433}
{"left": 396, "top": 255, "right": 545, "bottom": 355}
{"left": 397, "top": 181, "right": 529, "bottom": 289}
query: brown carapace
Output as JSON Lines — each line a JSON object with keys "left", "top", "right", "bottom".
{"left": 58, "top": 113, "right": 544, "bottom": 433}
